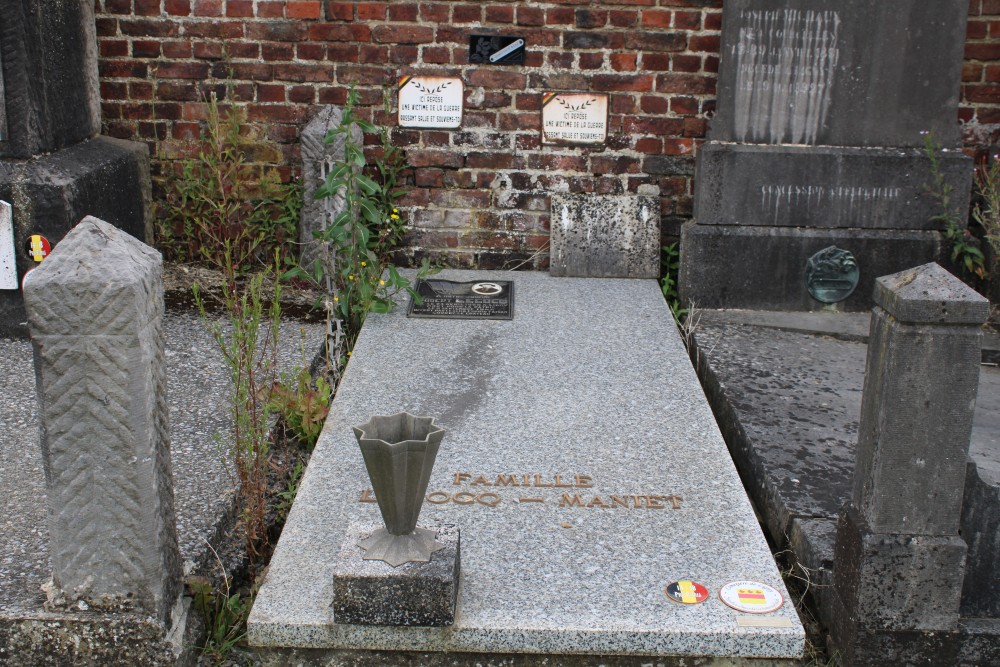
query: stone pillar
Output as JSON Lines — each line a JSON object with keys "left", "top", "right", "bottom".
{"left": 299, "top": 105, "right": 361, "bottom": 270}
{"left": 831, "top": 262, "right": 989, "bottom": 665}
{"left": 22, "top": 217, "right": 182, "bottom": 626}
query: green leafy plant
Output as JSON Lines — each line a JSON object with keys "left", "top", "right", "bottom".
{"left": 284, "top": 86, "right": 433, "bottom": 373}
{"left": 194, "top": 248, "right": 282, "bottom": 561}
{"left": 275, "top": 461, "right": 305, "bottom": 524}
{"left": 973, "top": 153, "right": 1000, "bottom": 263}
{"left": 660, "top": 242, "right": 688, "bottom": 321}
{"left": 158, "top": 91, "right": 301, "bottom": 274}
{"left": 269, "top": 366, "right": 331, "bottom": 450}
{"left": 187, "top": 543, "right": 250, "bottom": 662}
{"left": 923, "top": 132, "right": 988, "bottom": 281}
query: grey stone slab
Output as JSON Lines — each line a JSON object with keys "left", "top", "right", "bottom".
{"left": 333, "top": 522, "right": 459, "bottom": 627}
{"left": 0, "top": 0, "right": 101, "bottom": 158}
{"left": 960, "top": 462, "right": 1000, "bottom": 619}
{"left": 549, "top": 194, "right": 659, "bottom": 278}
{"left": 23, "top": 218, "right": 181, "bottom": 624}
{"left": 299, "top": 105, "right": 361, "bottom": 270}
{"left": 249, "top": 269, "right": 805, "bottom": 660}
{"left": 711, "top": 0, "right": 968, "bottom": 148}
{"left": 0, "top": 136, "right": 153, "bottom": 338}
{"left": 874, "top": 263, "right": 991, "bottom": 325}
{"left": 678, "top": 221, "right": 943, "bottom": 312}
{"left": 694, "top": 143, "right": 972, "bottom": 231}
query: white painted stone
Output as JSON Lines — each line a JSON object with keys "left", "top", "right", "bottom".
{"left": 248, "top": 270, "right": 804, "bottom": 661}
{"left": 0, "top": 201, "right": 16, "bottom": 289}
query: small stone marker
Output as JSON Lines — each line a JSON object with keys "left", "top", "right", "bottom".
{"left": 541, "top": 92, "right": 608, "bottom": 145}
{"left": 397, "top": 76, "right": 463, "bottom": 129}
{"left": 299, "top": 105, "right": 361, "bottom": 270}
{"left": 549, "top": 193, "right": 660, "bottom": 278}
{"left": 407, "top": 279, "right": 514, "bottom": 320}
{"left": 0, "top": 201, "right": 15, "bottom": 289}
{"left": 22, "top": 216, "right": 182, "bottom": 624}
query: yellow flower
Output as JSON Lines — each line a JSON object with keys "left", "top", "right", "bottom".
{"left": 379, "top": 279, "right": 386, "bottom": 286}
{"left": 390, "top": 214, "right": 400, "bottom": 220}
{"left": 361, "top": 261, "right": 367, "bottom": 267}
{"left": 333, "top": 296, "right": 339, "bottom": 302}
{"left": 392, "top": 208, "right": 398, "bottom": 213}
{"left": 348, "top": 274, "right": 354, "bottom": 281}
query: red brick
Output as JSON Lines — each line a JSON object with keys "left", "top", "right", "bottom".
{"left": 683, "top": 117, "right": 708, "bottom": 138}
{"left": 225, "top": 63, "right": 274, "bottom": 80}
{"left": 263, "top": 43, "right": 295, "bottom": 60}
{"left": 182, "top": 21, "right": 243, "bottom": 38}
{"left": 422, "top": 3, "right": 451, "bottom": 22}
{"left": 157, "top": 81, "right": 199, "bottom": 101}
{"left": 642, "top": 9, "right": 672, "bottom": 28}
{"left": 164, "top": 0, "right": 190, "bottom": 15}
{"left": 273, "top": 63, "right": 336, "bottom": 82}
{"left": 100, "top": 59, "right": 149, "bottom": 78}
{"left": 609, "top": 10, "right": 639, "bottom": 27}
{"left": 101, "top": 81, "right": 128, "bottom": 100}
{"left": 669, "top": 96, "right": 698, "bottom": 115}
{"left": 359, "top": 44, "right": 388, "bottom": 62}
{"left": 485, "top": 5, "right": 513, "bottom": 22}
{"left": 965, "top": 84, "right": 1000, "bottom": 103}
{"left": 579, "top": 53, "right": 604, "bottom": 69}
{"left": 100, "top": 40, "right": 129, "bottom": 57}
{"left": 704, "top": 10, "right": 723, "bottom": 30}
{"left": 131, "top": 81, "right": 155, "bottom": 99}
{"left": 547, "top": 7, "right": 574, "bottom": 24}
{"left": 548, "top": 52, "right": 575, "bottom": 68}
{"left": 156, "top": 61, "right": 209, "bottom": 78}
{"left": 120, "top": 18, "right": 180, "bottom": 37}
{"left": 162, "top": 40, "right": 192, "bottom": 58}
{"left": 245, "top": 104, "right": 311, "bottom": 124}
{"left": 390, "top": 45, "right": 419, "bottom": 64}
{"left": 983, "top": 0, "right": 1000, "bottom": 13}
{"left": 326, "top": 2, "right": 354, "bottom": 20}
{"left": 357, "top": 3, "right": 387, "bottom": 20}
{"left": 287, "top": 1, "right": 322, "bottom": 19}
{"left": 226, "top": 0, "right": 253, "bottom": 17}
{"left": 689, "top": 34, "right": 720, "bottom": 52}
{"left": 640, "top": 95, "right": 669, "bottom": 114}
{"left": 625, "top": 31, "right": 686, "bottom": 51}
{"left": 672, "top": 54, "right": 702, "bottom": 73}
{"left": 247, "top": 22, "right": 307, "bottom": 42}
{"left": 610, "top": 95, "right": 637, "bottom": 114}
{"left": 623, "top": 116, "right": 684, "bottom": 135}
{"left": 229, "top": 42, "right": 260, "bottom": 58}
{"left": 594, "top": 73, "right": 654, "bottom": 92}
{"left": 656, "top": 73, "right": 714, "bottom": 94}
{"left": 389, "top": 4, "right": 418, "bottom": 21}
{"left": 288, "top": 85, "right": 315, "bottom": 103}
{"left": 135, "top": 0, "right": 160, "bottom": 16}
{"left": 611, "top": 52, "right": 637, "bottom": 71}
{"left": 517, "top": 6, "right": 544, "bottom": 26}
{"left": 372, "top": 25, "right": 433, "bottom": 44}
{"left": 310, "top": 24, "right": 371, "bottom": 42}
{"left": 258, "top": 2, "right": 284, "bottom": 18}
{"left": 635, "top": 137, "right": 662, "bottom": 153}
{"left": 564, "top": 32, "right": 624, "bottom": 49}
{"left": 575, "top": 8, "right": 608, "bottom": 28}
{"left": 297, "top": 43, "right": 325, "bottom": 60}
{"left": 104, "top": 0, "right": 131, "bottom": 14}
{"left": 422, "top": 45, "right": 451, "bottom": 64}
{"left": 966, "top": 63, "right": 986, "bottom": 82}
{"left": 318, "top": 87, "right": 349, "bottom": 104}
{"left": 132, "top": 40, "right": 160, "bottom": 58}
{"left": 967, "top": 42, "right": 1000, "bottom": 60}
{"left": 455, "top": 4, "right": 483, "bottom": 22}
{"left": 663, "top": 138, "right": 695, "bottom": 155}
{"left": 986, "top": 64, "right": 1000, "bottom": 82}
{"left": 674, "top": 11, "right": 702, "bottom": 30}
{"left": 468, "top": 69, "right": 527, "bottom": 88}
{"left": 257, "top": 84, "right": 286, "bottom": 102}
{"left": 327, "top": 43, "right": 360, "bottom": 61}
{"left": 192, "top": 0, "right": 222, "bottom": 17}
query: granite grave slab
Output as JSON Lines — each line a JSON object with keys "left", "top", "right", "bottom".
{"left": 249, "top": 270, "right": 804, "bottom": 663}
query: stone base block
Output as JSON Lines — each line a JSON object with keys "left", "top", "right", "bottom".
{"left": 549, "top": 193, "right": 659, "bottom": 278}
{"left": 678, "top": 221, "right": 943, "bottom": 311}
{"left": 694, "top": 143, "right": 972, "bottom": 230}
{"left": 833, "top": 506, "right": 966, "bottom": 633}
{"left": 0, "top": 136, "right": 151, "bottom": 338}
{"left": 332, "top": 522, "right": 459, "bottom": 627}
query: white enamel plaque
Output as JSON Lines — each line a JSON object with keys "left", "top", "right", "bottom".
{"left": 397, "top": 76, "right": 464, "bottom": 129}
{"left": 541, "top": 92, "right": 609, "bottom": 145}
{"left": 0, "top": 201, "right": 16, "bottom": 290}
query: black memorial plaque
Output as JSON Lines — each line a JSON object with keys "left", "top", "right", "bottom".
{"left": 407, "top": 279, "right": 514, "bottom": 320}
{"left": 469, "top": 35, "right": 526, "bottom": 65}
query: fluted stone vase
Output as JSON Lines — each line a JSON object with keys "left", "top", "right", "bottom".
{"left": 352, "top": 413, "right": 446, "bottom": 567}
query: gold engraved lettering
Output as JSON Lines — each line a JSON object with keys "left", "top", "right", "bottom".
{"left": 533, "top": 474, "right": 554, "bottom": 488}
{"left": 647, "top": 495, "right": 666, "bottom": 509}
{"left": 471, "top": 475, "right": 491, "bottom": 486}
{"left": 610, "top": 495, "right": 630, "bottom": 509}
{"left": 587, "top": 495, "right": 609, "bottom": 509}
{"left": 495, "top": 474, "right": 520, "bottom": 486}
{"left": 669, "top": 495, "right": 682, "bottom": 509}
{"left": 427, "top": 491, "right": 451, "bottom": 504}
{"left": 519, "top": 497, "right": 545, "bottom": 503}
{"left": 453, "top": 492, "right": 476, "bottom": 505}
{"left": 554, "top": 474, "right": 574, "bottom": 488}
{"left": 632, "top": 495, "right": 645, "bottom": 508}
{"left": 359, "top": 489, "right": 378, "bottom": 503}
{"left": 478, "top": 492, "right": 502, "bottom": 507}
{"left": 453, "top": 472, "right": 471, "bottom": 485}
{"left": 523, "top": 474, "right": 532, "bottom": 486}
{"left": 559, "top": 493, "right": 584, "bottom": 508}
{"left": 575, "top": 474, "right": 594, "bottom": 488}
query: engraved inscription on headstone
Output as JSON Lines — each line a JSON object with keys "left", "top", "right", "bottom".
{"left": 407, "top": 279, "right": 514, "bottom": 320}
{"left": 541, "top": 92, "right": 608, "bottom": 145}
{"left": 398, "top": 76, "right": 464, "bottom": 129}
{"left": 732, "top": 9, "right": 841, "bottom": 144}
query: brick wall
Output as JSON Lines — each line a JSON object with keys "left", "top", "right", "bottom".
{"left": 95, "top": 0, "right": 1000, "bottom": 270}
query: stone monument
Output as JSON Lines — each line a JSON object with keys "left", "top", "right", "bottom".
{"left": 0, "top": 0, "right": 151, "bottom": 337}
{"left": 831, "top": 263, "right": 989, "bottom": 664}
{"left": 22, "top": 216, "right": 183, "bottom": 627}
{"left": 680, "top": 0, "right": 972, "bottom": 312}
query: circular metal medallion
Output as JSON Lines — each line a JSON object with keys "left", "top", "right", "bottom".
{"left": 718, "top": 580, "right": 784, "bottom": 614}
{"left": 805, "top": 246, "right": 859, "bottom": 304}
{"left": 664, "top": 580, "right": 710, "bottom": 605}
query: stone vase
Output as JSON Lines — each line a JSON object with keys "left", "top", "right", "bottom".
{"left": 352, "top": 413, "right": 446, "bottom": 566}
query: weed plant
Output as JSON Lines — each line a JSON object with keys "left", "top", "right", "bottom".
{"left": 660, "top": 242, "right": 687, "bottom": 322}
{"left": 158, "top": 92, "right": 301, "bottom": 273}
{"left": 973, "top": 152, "right": 1000, "bottom": 268}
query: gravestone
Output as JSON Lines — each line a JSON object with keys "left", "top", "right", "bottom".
{"left": 248, "top": 269, "right": 804, "bottom": 664}
{"left": 680, "top": 0, "right": 972, "bottom": 312}
{"left": 549, "top": 193, "right": 660, "bottom": 278}
{"left": 831, "top": 263, "right": 989, "bottom": 664}
{"left": 299, "top": 105, "right": 362, "bottom": 271}
{"left": 22, "top": 217, "right": 183, "bottom": 626}
{"left": 0, "top": 0, "right": 151, "bottom": 338}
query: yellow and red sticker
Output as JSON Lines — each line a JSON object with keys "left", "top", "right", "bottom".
{"left": 719, "top": 580, "right": 784, "bottom": 614}
{"left": 25, "top": 235, "right": 51, "bottom": 263}
{"left": 664, "top": 580, "right": 709, "bottom": 605}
